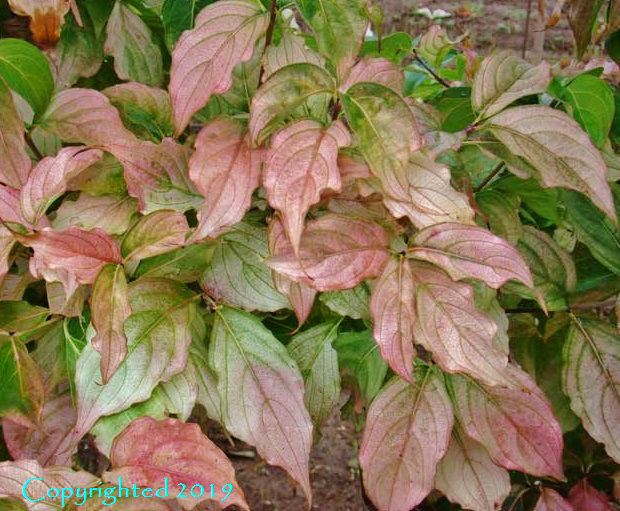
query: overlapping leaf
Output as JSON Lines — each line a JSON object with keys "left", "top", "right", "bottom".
{"left": 121, "top": 210, "right": 189, "bottom": 262}
{"left": 568, "top": 479, "right": 613, "bottom": 510}
{"left": 533, "top": 488, "right": 574, "bottom": 511}
{"left": 0, "top": 77, "right": 31, "bottom": 189}
{"left": 261, "top": 32, "right": 325, "bottom": 80}
{"left": 341, "top": 57, "right": 403, "bottom": 93}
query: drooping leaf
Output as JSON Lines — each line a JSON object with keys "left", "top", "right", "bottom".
{"left": 121, "top": 210, "right": 189, "bottom": 262}
{"left": 319, "top": 282, "right": 370, "bottom": 320}
{"left": 435, "top": 427, "right": 511, "bottom": 511}
{"left": 568, "top": 479, "right": 613, "bottom": 511}
{"left": 90, "top": 264, "right": 132, "bottom": 384}
{"left": 20, "top": 147, "right": 103, "bottom": 225}
{"left": 3, "top": 391, "right": 76, "bottom": 467}
{"left": 261, "top": 32, "right": 325, "bottom": 80}
{"left": 249, "top": 63, "right": 335, "bottom": 144}
{"left": 102, "top": 417, "right": 249, "bottom": 510}
{"left": 450, "top": 364, "right": 565, "bottom": 479}
{"left": 264, "top": 120, "right": 349, "bottom": 252}
{"left": 341, "top": 57, "right": 404, "bottom": 94}
{"left": 18, "top": 226, "right": 122, "bottom": 297}
{"left": 503, "top": 226, "right": 576, "bottom": 311}
{"left": 567, "top": 0, "right": 605, "bottom": 58}
{"left": 200, "top": 221, "right": 289, "bottom": 312}
{"left": 188, "top": 118, "right": 261, "bottom": 242}
{"left": 563, "top": 316, "right": 620, "bottom": 463}
{"left": 267, "top": 217, "right": 316, "bottom": 326}
{"left": 370, "top": 257, "right": 417, "bottom": 382}
{"left": 104, "top": 1, "right": 164, "bottom": 87}
{"left": 209, "top": 307, "right": 313, "bottom": 503}
{"left": 134, "top": 242, "right": 215, "bottom": 282}
{"left": 359, "top": 369, "right": 454, "bottom": 511}
{"left": 293, "top": 0, "right": 368, "bottom": 78}
{"left": 533, "top": 487, "right": 574, "bottom": 511}
{"left": 265, "top": 214, "right": 390, "bottom": 291}
{"left": 483, "top": 105, "right": 616, "bottom": 223}
{"left": 0, "top": 336, "right": 45, "bottom": 428}
{"left": 471, "top": 50, "right": 551, "bottom": 118}
{"left": 0, "top": 38, "right": 54, "bottom": 116}
{"left": 51, "top": 193, "right": 138, "bottom": 236}
{"left": 287, "top": 321, "right": 341, "bottom": 426}
{"left": 169, "top": 0, "right": 270, "bottom": 135}
{"left": 410, "top": 222, "right": 535, "bottom": 290}
{"left": 0, "top": 77, "right": 31, "bottom": 189}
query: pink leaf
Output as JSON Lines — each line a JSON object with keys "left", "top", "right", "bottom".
{"left": 341, "top": 57, "right": 404, "bottom": 94}
{"left": 20, "top": 147, "right": 103, "bottom": 225}
{"left": 410, "top": 222, "right": 535, "bottom": 289}
{"left": 409, "top": 261, "right": 510, "bottom": 386}
{"left": 91, "top": 264, "right": 132, "bottom": 383}
{"left": 0, "top": 184, "right": 49, "bottom": 229}
{"left": 338, "top": 153, "right": 372, "bottom": 184}
{"left": 264, "top": 120, "right": 350, "bottom": 252}
{"left": 18, "top": 226, "right": 122, "bottom": 297}
{"left": 265, "top": 214, "right": 390, "bottom": 291}
{"left": 268, "top": 217, "right": 316, "bottom": 326}
{"left": 451, "top": 364, "right": 565, "bottom": 479}
{"left": 3, "top": 392, "right": 77, "bottom": 467}
{"left": 369, "top": 257, "right": 417, "bottom": 382}
{"left": 0, "top": 77, "right": 31, "bottom": 188}
{"left": 534, "top": 488, "right": 574, "bottom": 511}
{"left": 568, "top": 480, "right": 613, "bottom": 511}
{"left": 188, "top": 118, "right": 261, "bottom": 242}
{"left": 169, "top": 0, "right": 270, "bottom": 135}
{"left": 359, "top": 370, "right": 454, "bottom": 511}
{"left": 121, "top": 210, "right": 189, "bottom": 262}
{"left": 103, "top": 417, "right": 248, "bottom": 510}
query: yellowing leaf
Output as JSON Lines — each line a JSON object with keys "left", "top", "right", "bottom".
{"left": 169, "top": 0, "right": 270, "bottom": 135}
{"left": 359, "top": 370, "right": 454, "bottom": 511}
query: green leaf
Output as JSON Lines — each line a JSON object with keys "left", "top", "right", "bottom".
{"left": 0, "top": 301, "right": 49, "bottom": 333}
{"left": 288, "top": 321, "right": 341, "bottom": 426}
{"left": 562, "top": 186, "right": 620, "bottom": 275}
{"left": 333, "top": 330, "right": 387, "bottom": 407}
{"left": 134, "top": 242, "right": 215, "bottom": 282}
{"left": 360, "top": 32, "right": 412, "bottom": 64}
{"left": 200, "top": 222, "right": 289, "bottom": 312}
{"left": 319, "top": 282, "right": 371, "bottom": 320}
{"left": 490, "top": 175, "right": 560, "bottom": 224}
{"left": 476, "top": 190, "right": 523, "bottom": 245}
{"left": 161, "top": 0, "right": 215, "bottom": 52}
{"left": 0, "top": 39, "right": 54, "bottom": 116}
{"left": 562, "top": 73, "right": 615, "bottom": 147}
{"left": 434, "top": 87, "right": 475, "bottom": 133}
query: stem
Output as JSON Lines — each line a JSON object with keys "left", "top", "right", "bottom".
{"left": 258, "top": 0, "right": 278, "bottom": 83}
{"left": 25, "top": 132, "right": 43, "bottom": 161}
{"left": 412, "top": 49, "right": 451, "bottom": 88}
{"left": 507, "top": 487, "right": 530, "bottom": 511}
{"left": 474, "top": 162, "right": 505, "bottom": 192}
{"left": 330, "top": 100, "right": 342, "bottom": 120}
{"left": 523, "top": 0, "right": 533, "bottom": 58}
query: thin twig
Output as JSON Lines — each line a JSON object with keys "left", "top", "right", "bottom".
{"left": 25, "top": 132, "right": 43, "bottom": 161}
{"left": 412, "top": 49, "right": 451, "bottom": 88}
{"left": 258, "top": 0, "right": 278, "bottom": 83}
{"left": 474, "top": 162, "right": 505, "bottom": 192}
{"left": 523, "top": 0, "right": 534, "bottom": 58}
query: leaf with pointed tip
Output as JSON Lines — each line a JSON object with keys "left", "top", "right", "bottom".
{"left": 249, "top": 63, "right": 335, "bottom": 144}
{"left": 471, "top": 50, "right": 551, "bottom": 118}
{"left": 450, "top": 364, "right": 565, "bottom": 479}
{"left": 261, "top": 32, "right": 325, "bottom": 80}
{"left": 359, "top": 369, "right": 454, "bottom": 511}
{"left": 503, "top": 226, "right": 576, "bottom": 311}
{"left": 112, "top": 138, "right": 203, "bottom": 214}
{"left": 104, "top": 1, "right": 163, "bottom": 86}
{"left": 268, "top": 217, "right": 316, "bottom": 326}
{"left": 39, "top": 88, "right": 136, "bottom": 147}
{"left": 0, "top": 77, "right": 30, "bottom": 189}
{"left": 121, "top": 210, "right": 189, "bottom": 262}
{"left": 264, "top": 120, "right": 349, "bottom": 252}
{"left": 563, "top": 316, "right": 620, "bottom": 463}
{"left": 568, "top": 0, "right": 605, "bottom": 58}
{"left": 410, "top": 222, "right": 535, "bottom": 290}
{"left": 209, "top": 307, "right": 313, "bottom": 504}
{"left": 266, "top": 214, "right": 389, "bottom": 291}
{"left": 435, "top": 427, "right": 511, "bottom": 511}
{"left": 52, "top": 194, "right": 138, "bottom": 236}
{"left": 320, "top": 282, "right": 370, "bottom": 320}
{"left": 169, "top": 0, "right": 269, "bottom": 135}
{"left": 90, "top": 264, "right": 132, "bottom": 384}
{"left": 134, "top": 242, "right": 215, "bottom": 283}
{"left": 20, "top": 147, "right": 103, "bottom": 225}
{"left": 294, "top": 0, "right": 368, "bottom": 78}
{"left": 342, "top": 82, "right": 422, "bottom": 184}
{"left": 200, "top": 221, "right": 288, "bottom": 312}
{"left": 103, "top": 82, "right": 174, "bottom": 141}
{"left": 288, "top": 321, "right": 341, "bottom": 426}
{"left": 0, "top": 336, "right": 45, "bottom": 428}
{"left": 103, "top": 417, "right": 248, "bottom": 510}
{"left": 0, "top": 460, "right": 97, "bottom": 511}
{"left": 342, "top": 58, "right": 403, "bottom": 94}
{"left": 189, "top": 118, "right": 261, "bottom": 242}
{"left": 534, "top": 488, "right": 574, "bottom": 511}
{"left": 568, "top": 479, "right": 613, "bottom": 511}
{"left": 3, "top": 391, "right": 76, "bottom": 467}
{"left": 370, "top": 257, "right": 417, "bottom": 382}
{"left": 483, "top": 105, "right": 616, "bottom": 222}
